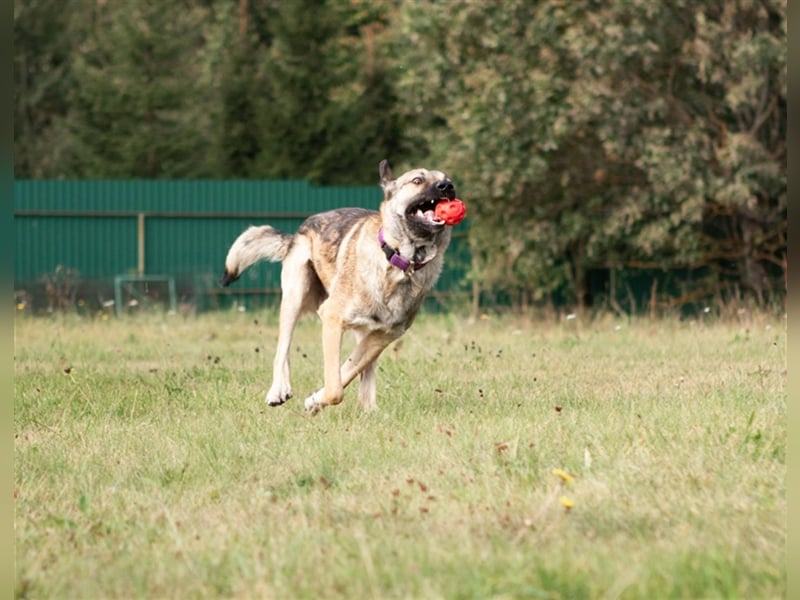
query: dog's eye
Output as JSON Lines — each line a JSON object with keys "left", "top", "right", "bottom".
{"left": 411, "top": 176, "right": 424, "bottom": 185}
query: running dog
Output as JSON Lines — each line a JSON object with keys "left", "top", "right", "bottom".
{"left": 220, "top": 160, "right": 458, "bottom": 414}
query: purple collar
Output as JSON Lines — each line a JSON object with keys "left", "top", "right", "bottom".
{"left": 378, "top": 229, "right": 427, "bottom": 272}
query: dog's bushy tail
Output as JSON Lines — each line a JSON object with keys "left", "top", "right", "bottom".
{"left": 220, "top": 225, "right": 293, "bottom": 286}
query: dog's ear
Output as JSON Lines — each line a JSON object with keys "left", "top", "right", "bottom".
{"left": 379, "top": 159, "right": 394, "bottom": 189}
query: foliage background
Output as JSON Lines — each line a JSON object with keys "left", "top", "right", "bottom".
{"left": 14, "top": 0, "right": 787, "bottom": 312}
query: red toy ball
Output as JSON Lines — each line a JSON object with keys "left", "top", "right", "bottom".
{"left": 435, "top": 199, "right": 467, "bottom": 225}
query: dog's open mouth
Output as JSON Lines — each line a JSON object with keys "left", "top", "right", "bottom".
{"left": 408, "top": 198, "right": 447, "bottom": 226}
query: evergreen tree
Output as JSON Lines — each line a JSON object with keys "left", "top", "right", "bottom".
{"left": 64, "top": 1, "right": 213, "bottom": 178}
{"left": 207, "top": 0, "right": 272, "bottom": 178}
{"left": 250, "top": 0, "right": 346, "bottom": 181}
{"left": 217, "top": 46, "right": 263, "bottom": 177}
{"left": 14, "top": 0, "right": 80, "bottom": 177}
{"left": 250, "top": 0, "right": 412, "bottom": 184}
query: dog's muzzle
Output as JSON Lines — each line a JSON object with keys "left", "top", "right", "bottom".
{"left": 407, "top": 180, "right": 457, "bottom": 228}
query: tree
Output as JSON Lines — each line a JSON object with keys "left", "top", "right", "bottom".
{"left": 14, "top": 0, "right": 80, "bottom": 177}
{"left": 14, "top": 0, "right": 785, "bottom": 311}
{"left": 687, "top": 1, "right": 787, "bottom": 306}
{"left": 212, "top": 0, "right": 267, "bottom": 178}
{"left": 62, "top": 1, "right": 214, "bottom": 178}
{"left": 248, "top": 0, "right": 350, "bottom": 181}
{"left": 250, "top": 0, "right": 412, "bottom": 184}
{"left": 393, "top": 0, "right": 786, "bottom": 311}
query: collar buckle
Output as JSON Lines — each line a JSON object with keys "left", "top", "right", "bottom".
{"left": 378, "top": 229, "right": 425, "bottom": 272}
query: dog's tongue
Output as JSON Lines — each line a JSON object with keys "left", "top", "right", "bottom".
{"left": 416, "top": 206, "right": 443, "bottom": 224}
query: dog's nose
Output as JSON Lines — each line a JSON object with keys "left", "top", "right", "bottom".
{"left": 436, "top": 180, "right": 455, "bottom": 197}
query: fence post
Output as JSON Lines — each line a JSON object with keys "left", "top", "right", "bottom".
{"left": 137, "top": 213, "right": 145, "bottom": 276}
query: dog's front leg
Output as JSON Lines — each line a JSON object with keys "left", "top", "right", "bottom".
{"left": 305, "top": 330, "right": 393, "bottom": 414}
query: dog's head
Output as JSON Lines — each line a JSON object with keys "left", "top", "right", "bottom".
{"left": 379, "top": 159, "right": 456, "bottom": 239}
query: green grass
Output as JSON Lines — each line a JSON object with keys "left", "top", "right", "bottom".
{"left": 15, "top": 310, "right": 786, "bottom": 599}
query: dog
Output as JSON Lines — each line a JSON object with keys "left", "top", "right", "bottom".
{"left": 220, "top": 160, "right": 458, "bottom": 414}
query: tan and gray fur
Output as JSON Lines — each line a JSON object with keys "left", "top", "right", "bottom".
{"left": 220, "top": 160, "right": 457, "bottom": 414}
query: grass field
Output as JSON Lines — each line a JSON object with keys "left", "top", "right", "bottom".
{"left": 14, "top": 309, "right": 786, "bottom": 599}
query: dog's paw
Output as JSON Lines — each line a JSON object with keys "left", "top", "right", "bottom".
{"left": 359, "top": 399, "right": 378, "bottom": 413}
{"left": 265, "top": 389, "right": 292, "bottom": 406}
{"left": 304, "top": 391, "right": 324, "bottom": 415}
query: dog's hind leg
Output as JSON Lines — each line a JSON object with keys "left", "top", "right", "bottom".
{"left": 358, "top": 360, "right": 378, "bottom": 412}
{"left": 351, "top": 329, "right": 378, "bottom": 411}
{"left": 265, "top": 247, "right": 314, "bottom": 406}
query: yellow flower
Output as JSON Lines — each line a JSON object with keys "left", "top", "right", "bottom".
{"left": 560, "top": 496, "right": 575, "bottom": 511}
{"left": 552, "top": 469, "right": 575, "bottom": 485}
{"left": 16, "top": 303, "right": 25, "bottom": 310}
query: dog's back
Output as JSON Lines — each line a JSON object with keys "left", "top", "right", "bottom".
{"left": 296, "top": 208, "right": 381, "bottom": 292}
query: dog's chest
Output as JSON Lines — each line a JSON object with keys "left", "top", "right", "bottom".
{"left": 345, "top": 272, "right": 430, "bottom": 334}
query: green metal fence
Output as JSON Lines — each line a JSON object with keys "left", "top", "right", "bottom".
{"left": 13, "top": 180, "right": 471, "bottom": 315}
